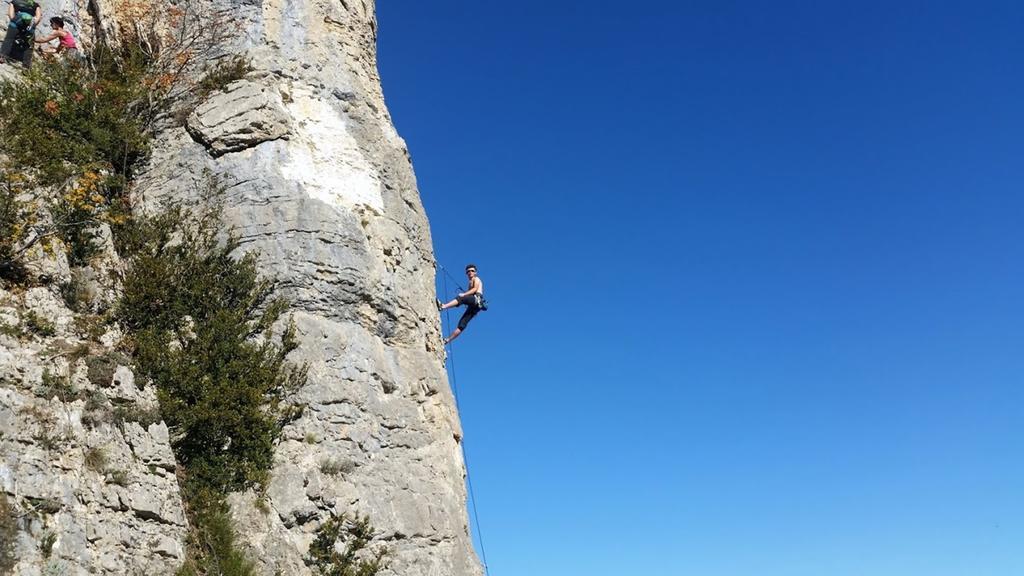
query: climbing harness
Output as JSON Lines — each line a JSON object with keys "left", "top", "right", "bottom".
{"left": 441, "top": 271, "right": 492, "bottom": 576}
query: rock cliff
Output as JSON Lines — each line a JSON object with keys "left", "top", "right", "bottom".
{"left": 0, "top": 284, "right": 189, "bottom": 574}
{"left": 0, "top": 1, "right": 482, "bottom": 575}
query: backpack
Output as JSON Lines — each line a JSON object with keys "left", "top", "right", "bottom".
{"left": 11, "top": 0, "right": 38, "bottom": 15}
{"left": 14, "top": 12, "right": 34, "bottom": 31}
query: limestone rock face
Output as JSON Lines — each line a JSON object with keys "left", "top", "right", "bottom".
{"left": 186, "top": 80, "right": 292, "bottom": 156}
{"left": 0, "top": 287, "right": 187, "bottom": 576}
{"left": 140, "top": 1, "right": 483, "bottom": 575}
{"left": 1, "top": 0, "right": 480, "bottom": 574}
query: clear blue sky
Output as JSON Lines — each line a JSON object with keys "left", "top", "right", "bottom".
{"left": 376, "top": 2, "right": 1023, "bottom": 575}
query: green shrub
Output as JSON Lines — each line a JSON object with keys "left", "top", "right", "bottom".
{"left": 194, "top": 56, "right": 253, "bottom": 103}
{"left": 85, "top": 351, "right": 128, "bottom": 387}
{"left": 83, "top": 446, "right": 107, "bottom": 472}
{"left": 23, "top": 311, "right": 55, "bottom": 337}
{"left": 306, "top": 515, "right": 387, "bottom": 576}
{"left": 24, "top": 496, "right": 60, "bottom": 516}
{"left": 0, "top": 493, "right": 17, "bottom": 573}
{"left": 176, "top": 492, "right": 256, "bottom": 576}
{"left": 48, "top": 177, "right": 108, "bottom": 268}
{"left": 105, "top": 469, "right": 128, "bottom": 487}
{"left": 0, "top": 49, "right": 157, "bottom": 266}
{"left": 0, "top": 321, "right": 22, "bottom": 339}
{"left": 0, "top": 33, "right": 184, "bottom": 270}
{"left": 81, "top": 391, "right": 112, "bottom": 429}
{"left": 111, "top": 404, "right": 161, "bottom": 429}
{"left": 0, "top": 173, "right": 32, "bottom": 283}
{"left": 39, "top": 530, "right": 56, "bottom": 559}
{"left": 72, "top": 313, "right": 110, "bottom": 341}
{"left": 115, "top": 191, "right": 305, "bottom": 572}
{"left": 0, "top": 0, "right": 237, "bottom": 276}
{"left": 83, "top": 390, "right": 107, "bottom": 412}
{"left": 0, "top": 52, "right": 154, "bottom": 188}
{"left": 58, "top": 276, "right": 91, "bottom": 312}
{"left": 0, "top": 166, "right": 114, "bottom": 272}
{"left": 319, "top": 458, "right": 355, "bottom": 477}
{"left": 118, "top": 196, "right": 305, "bottom": 495}
{"left": 37, "top": 368, "right": 80, "bottom": 402}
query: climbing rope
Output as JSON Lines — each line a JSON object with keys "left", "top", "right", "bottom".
{"left": 441, "top": 272, "right": 492, "bottom": 576}
{"left": 438, "top": 262, "right": 467, "bottom": 292}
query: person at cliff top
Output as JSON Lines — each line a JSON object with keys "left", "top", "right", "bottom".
{"left": 0, "top": 0, "right": 41, "bottom": 68}
{"left": 437, "top": 264, "right": 486, "bottom": 345}
{"left": 35, "top": 16, "right": 77, "bottom": 58}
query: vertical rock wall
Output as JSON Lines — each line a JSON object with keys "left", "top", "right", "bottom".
{"left": 139, "top": 1, "right": 483, "bottom": 575}
{"left": 0, "top": 245, "right": 189, "bottom": 575}
{"left": 0, "top": 284, "right": 188, "bottom": 569}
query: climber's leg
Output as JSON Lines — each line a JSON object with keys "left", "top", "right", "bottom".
{"left": 444, "top": 306, "right": 479, "bottom": 345}
{"left": 0, "top": 25, "right": 18, "bottom": 61}
{"left": 444, "top": 327, "right": 463, "bottom": 345}
{"left": 18, "top": 36, "right": 32, "bottom": 68}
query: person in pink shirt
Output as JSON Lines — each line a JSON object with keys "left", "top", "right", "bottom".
{"left": 34, "top": 16, "right": 77, "bottom": 57}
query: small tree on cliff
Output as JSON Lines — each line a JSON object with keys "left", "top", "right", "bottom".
{"left": 0, "top": 0, "right": 249, "bottom": 276}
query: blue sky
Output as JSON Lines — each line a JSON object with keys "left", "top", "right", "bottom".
{"left": 376, "top": 2, "right": 1023, "bottom": 575}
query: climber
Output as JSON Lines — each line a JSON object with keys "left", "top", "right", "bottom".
{"left": 34, "top": 16, "right": 77, "bottom": 58}
{"left": 0, "top": 0, "right": 41, "bottom": 68}
{"left": 437, "top": 264, "right": 486, "bottom": 345}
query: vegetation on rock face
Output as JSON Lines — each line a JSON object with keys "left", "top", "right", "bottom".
{"left": 0, "top": 1, "right": 236, "bottom": 278}
{"left": 0, "top": 50, "right": 154, "bottom": 186}
{"left": 0, "top": 5, "right": 385, "bottom": 574}
{"left": 83, "top": 446, "right": 107, "bottom": 472}
{"left": 307, "top": 515, "right": 388, "bottom": 576}
{"left": 175, "top": 494, "right": 256, "bottom": 576}
{"left": 0, "top": 493, "right": 17, "bottom": 574}
{"left": 0, "top": 20, "right": 292, "bottom": 573}
{"left": 0, "top": 174, "right": 33, "bottom": 282}
{"left": 85, "top": 350, "right": 128, "bottom": 387}
{"left": 0, "top": 5, "right": 318, "bottom": 572}
{"left": 115, "top": 190, "right": 306, "bottom": 575}
{"left": 0, "top": 48, "right": 159, "bottom": 271}
{"left": 39, "top": 530, "right": 56, "bottom": 559}
{"left": 118, "top": 192, "right": 307, "bottom": 495}
{"left": 193, "top": 55, "right": 253, "bottom": 103}
{"left": 22, "top": 310, "right": 55, "bottom": 337}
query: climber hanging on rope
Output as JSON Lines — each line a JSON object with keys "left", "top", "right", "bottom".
{"left": 437, "top": 263, "right": 487, "bottom": 345}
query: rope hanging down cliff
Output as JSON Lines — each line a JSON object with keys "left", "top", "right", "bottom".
{"left": 442, "top": 271, "right": 492, "bottom": 576}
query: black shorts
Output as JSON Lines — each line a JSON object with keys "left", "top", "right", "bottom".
{"left": 456, "top": 294, "right": 483, "bottom": 331}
